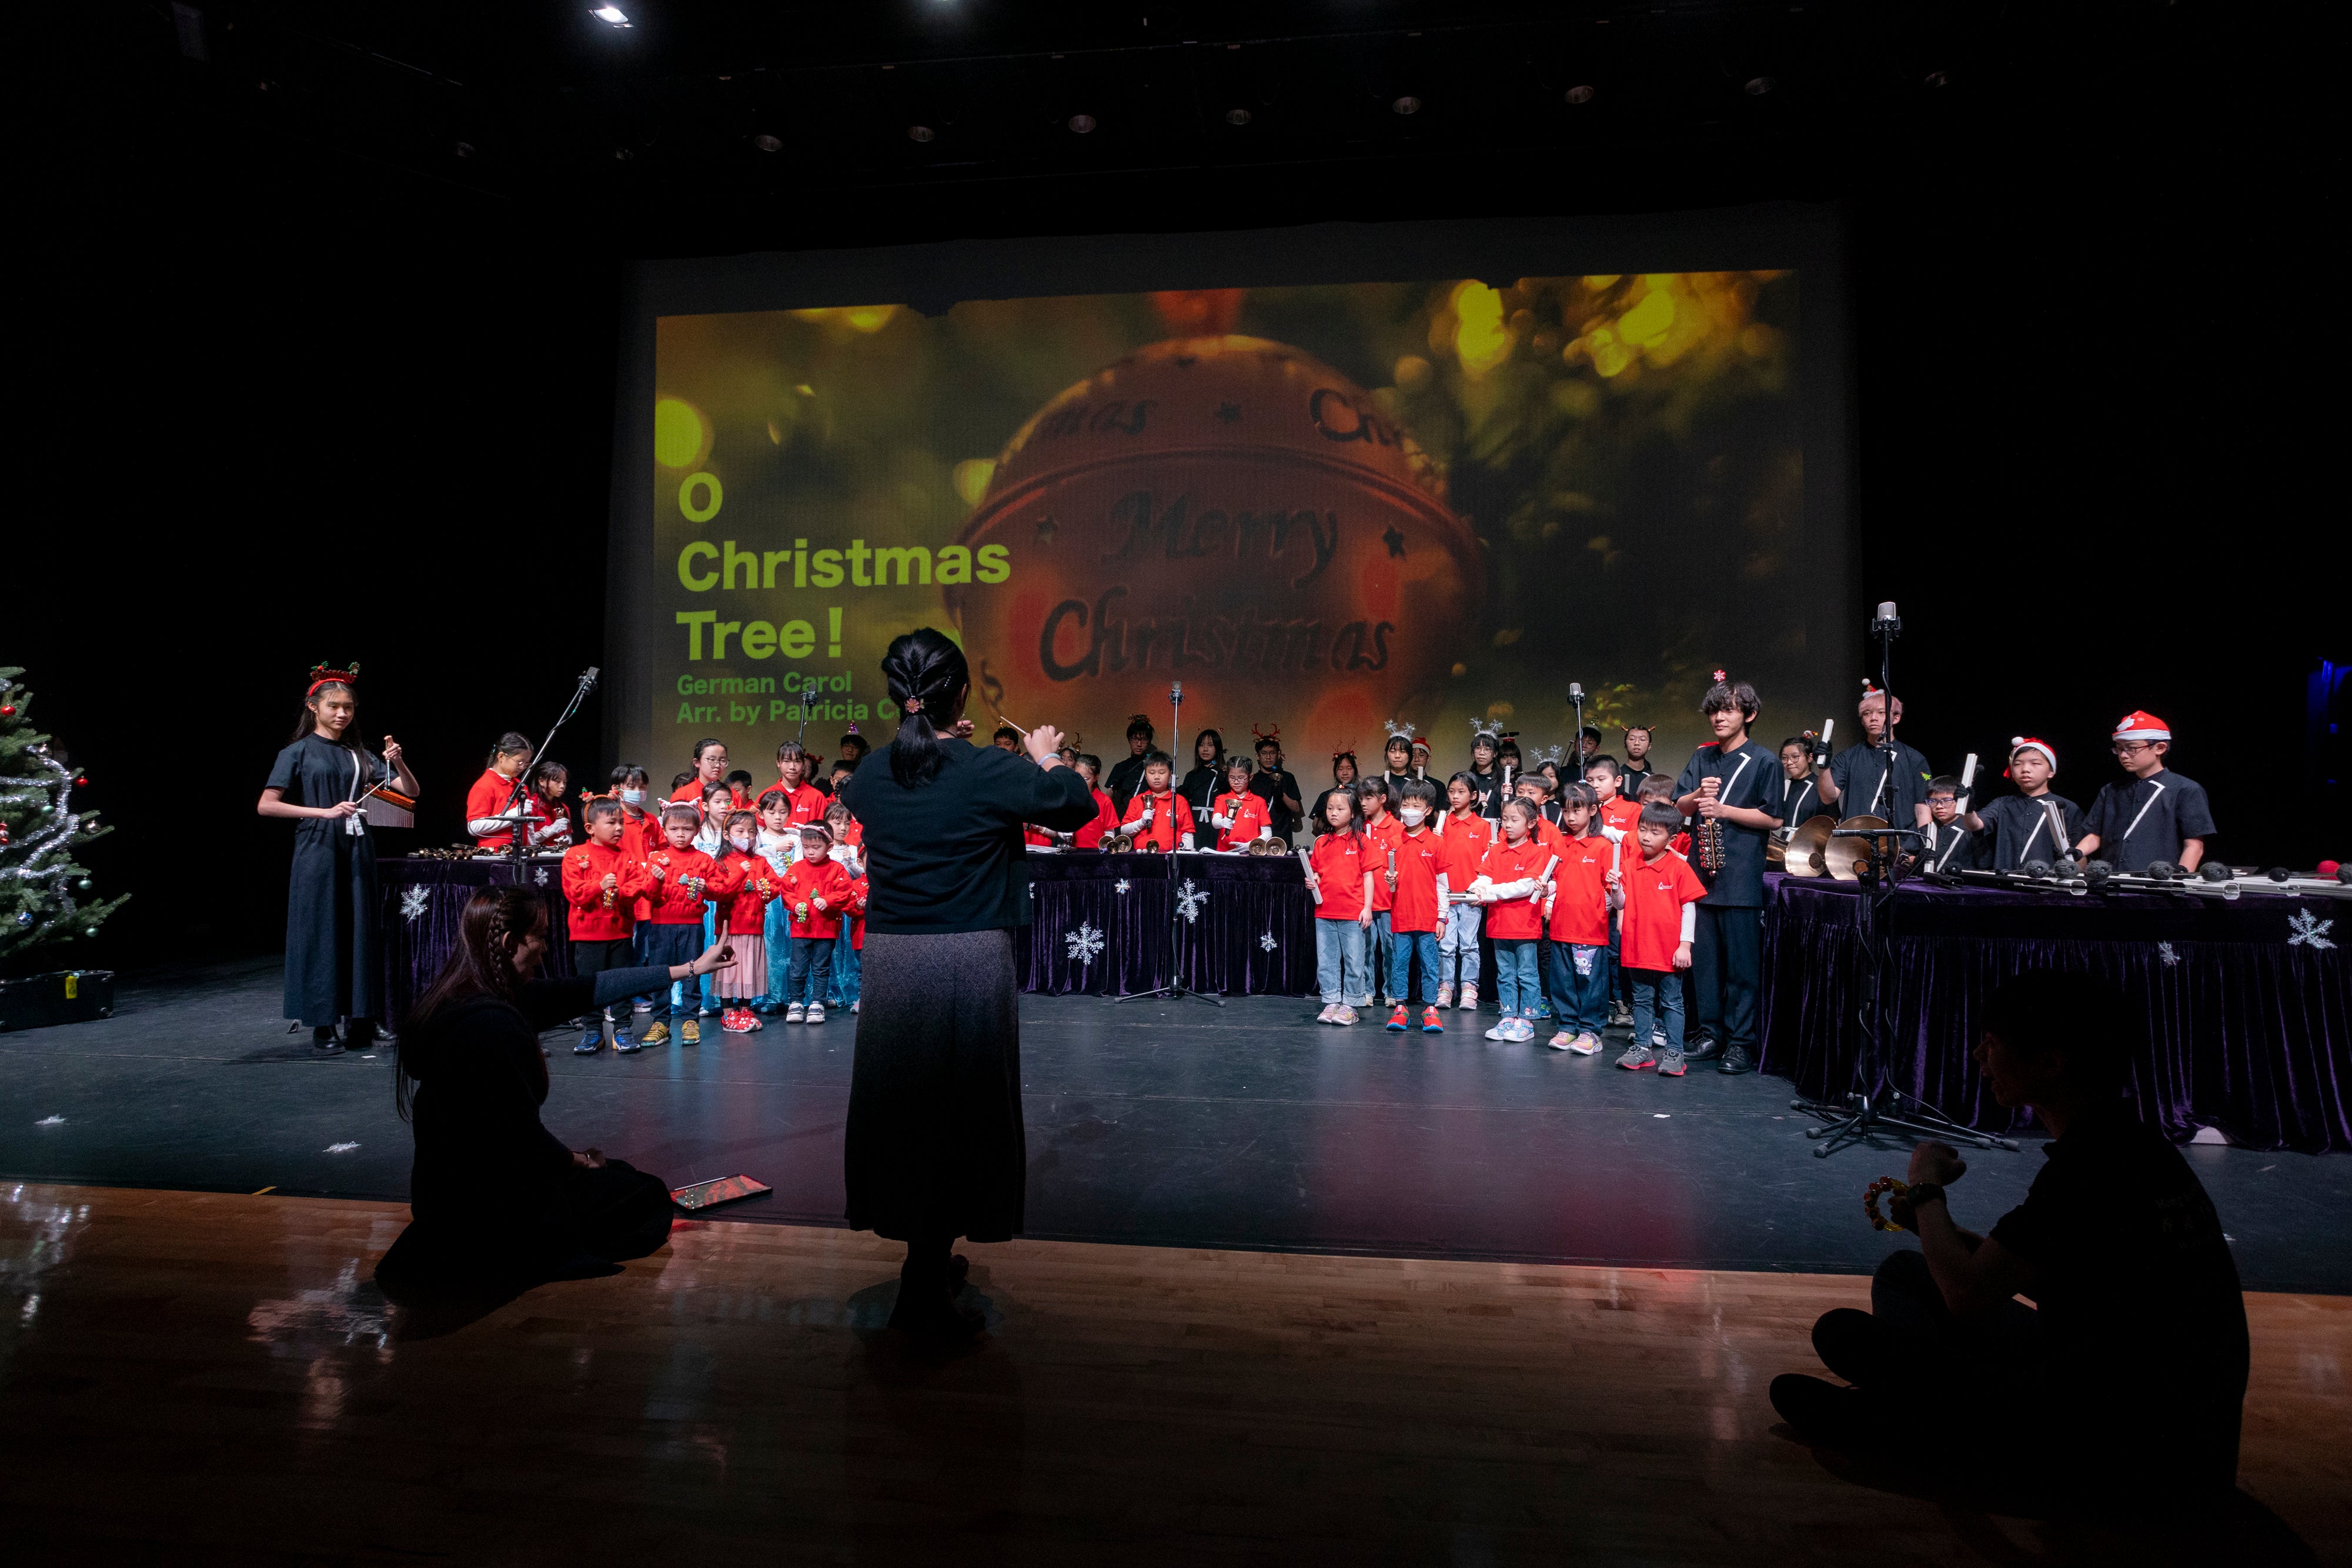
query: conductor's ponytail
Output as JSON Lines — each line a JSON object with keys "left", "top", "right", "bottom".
{"left": 882, "top": 628, "right": 970, "bottom": 789}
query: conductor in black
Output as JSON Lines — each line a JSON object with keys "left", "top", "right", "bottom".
{"left": 1673, "top": 674, "right": 1780, "bottom": 1074}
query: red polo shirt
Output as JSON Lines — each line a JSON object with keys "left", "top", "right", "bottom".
{"left": 1388, "top": 825, "right": 1445, "bottom": 934}
{"left": 1619, "top": 846, "right": 1707, "bottom": 972}
{"left": 1546, "top": 831, "right": 1616, "bottom": 946}
{"left": 1309, "top": 830, "right": 1371, "bottom": 921}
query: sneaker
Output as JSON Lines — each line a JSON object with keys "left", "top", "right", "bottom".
{"left": 1718, "top": 1045, "right": 1756, "bottom": 1076}
{"left": 574, "top": 1029, "right": 602, "bottom": 1055}
{"left": 1615, "top": 1042, "right": 1655, "bottom": 1071}
{"left": 1333, "top": 1006, "right": 1358, "bottom": 1025}
{"left": 614, "top": 1028, "right": 642, "bottom": 1054}
{"left": 1385, "top": 1005, "right": 1409, "bottom": 1032}
{"left": 633, "top": 999, "right": 654, "bottom": 1014}
{"left": 640, "top": 1021, "right": 671, "bottom": 1047}
{"left": 1483, "top": 1021, "right": 1512, "bottom": 1041}
{"left": 1534, "top": 1002, "right": 1553, "bottom": 1021}
{"left": 1653, "top": 1029, "right": 1668, "bottom": 1048}
{"left": 1459, "top": 984, "right": 1478, "bottom": 1012}
{"left": 1435, "top": 984, "right": 1454, "bottom": 1009}
{"left": 806, "top": 1004, "right": 826, "bottom": 1026}
{"left": 1659, "top": 1048, "right": 1687, "bottom": 1076}
{"left": 786, "top": 1002, "right": 807, "bottom": 1024}
{"left": 850, "top": 1000, "right": 860, "bottom": 1015}
{"left": 1548, "top": 1029, "right": 1575, "bottom": 1051}
{"left": 1316, "top": 1003, "right": 1341, "bottom": 1024}
{"left": 680, "top": 1018, "right": 701, "bottom": 1047}
{"left": 722, "top": 1008, "right": 753, "bottom": 1034}
{"left": 1568, "top": 1032, "right": 1602, "bottom": 1056}
{"left": 743, "top": 1010, "right": 765, "bottom": 1031}
{"left": 1609, "top": 1001, "right": 1633, "bottom": 1027}
{"left": 1512, "top": 1019, "right": 1539, "bottom": 1042}
{"left": 1421, "top": 1007, "right": 1443, "bottom": 1034}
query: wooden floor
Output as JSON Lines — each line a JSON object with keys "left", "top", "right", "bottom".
{"left": 1, "top": 1185, "right": 2344, "bottom": 1567}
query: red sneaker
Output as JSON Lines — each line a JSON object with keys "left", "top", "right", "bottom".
{"left": 722, "top": 1008, "right": 752, "bottom": 1034}
{"left": 1385, "top": 1004, "right": 1409, "bottom": 1032}
{"left": 1421, "top": 1007, "right": 1444, "bottom": 1034}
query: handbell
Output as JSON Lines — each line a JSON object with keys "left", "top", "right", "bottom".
{"left": 1782, "top": 814, "right": 1836, "bottom": 878}
{"left": 1104, "top": 831, "right": 1136, "bottom": 854}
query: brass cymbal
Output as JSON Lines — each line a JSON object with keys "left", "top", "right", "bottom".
{"left": 1782, "top": 814, "right": 1836, "bottom": 878}
{"left": 1824, "top": 815, "right": 1892, "bottom": 882}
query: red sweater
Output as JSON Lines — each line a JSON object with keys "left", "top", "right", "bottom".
{"left": 644, "top": 845, "right": 732, "bottom": 925}
{"left": 713, "top": 847, "right": 781, "bottom": 936}
{"left": 560, "top": 839, "right": 654, "bottom": 941}
{"left": 780, "top": 858, "right": 854, "bottom": 940}
{"left": 760, "top": 780, "right": 828, "bottom": 826}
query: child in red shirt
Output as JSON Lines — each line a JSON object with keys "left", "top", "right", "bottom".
{"left": 1435, "top": 773, "right": 1494, "bottom": 1010}
{"left": 1304, "top": 789, "right": 1377, "bottom": 1024}
{"left": 713, "top": 808, "right": 781, "bottom": 1034}
{"left": 1615, "top": 801, "right": 1709, "bottom": 1076}
{"left": 1209, "top": 754, "right": 1272, "bottom": 850}
{"left": 822, "top": 801, "right": 866, "bottom": 1012}
{"left": 769, "top": 741, "right": 828, "bottom": 826}
{"left": 463, "top": 733, "right": 534, "bottom": 850}
{"left": 1542, "top": 783, "right": 1623, "bottom": 1055}
{"left": 1070, "top": 755, "right": 1120, "bottom": 848}
{"left": 1638, "top": 773, "right": 1692, "bottom": 858}
{"left": 640, "top": 801, "right": 733, "bottom": 1047}
{"left": 1118, "top": 751, "right": 1197, "bottom": 851}
{"left": 778, "top": 822, "right": 854, "bottom": 1024}
{"left": 1474, "top": 798, "right": 1553, "bottom": 1042}
{"left": 1356, "top": 778, "right": 1406, "bottom": 1006}
{"left": 560, "top": 797, "right": 656, "bottom": 1054}
{"left": 1381, "top": 779, "right": 1447, "bottom": 1033}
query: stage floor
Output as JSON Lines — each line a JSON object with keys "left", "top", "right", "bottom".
{"left": 4, "top": 957, "right": 2350, "bottom": 1290}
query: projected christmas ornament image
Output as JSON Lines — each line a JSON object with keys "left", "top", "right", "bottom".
{"left": 945, "top": 336, "right": 1484, "bottom": 744}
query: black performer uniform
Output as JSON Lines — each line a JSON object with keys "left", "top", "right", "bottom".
{"left": 1469, "top": 765, "right": 1507, "bottom": 821}
{"left": 1177, "top": 760, "right": 1224, "bottom": 819}
{"left": 1249, "top": 763, "right": 1305, "bottom": 844}
{"left": 1775, "top": 772, "right": 1820, "bottom": 829}
{"left": 1826, "top": 739, "right": 1932, "bottom": 824}
{"left": 1915, "top": 819, "right": 1982, "bottom": 874}
{"left": 2083, "top": 771, "right": 2216, "bottom": 872}
{"left": 1675, "top": 738, "right": 1776, "bottom": 1061}
{"left": 266, "top": 733, "right": 390, "bottom": 1029}
{"left": 1974, "top": 793, "right": 2086, "bottom": 871}
{"left": 1620, "top": 762, "right": 1653, "bottom": 803}
{"left": 1105, "top": 751, "right": 1153, "bottom": 819}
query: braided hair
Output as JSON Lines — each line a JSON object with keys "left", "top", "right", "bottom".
{"left": 396, "top": 885, "right": 548, "bottom": 1121}
{"left": 881, "top": 627, "right": 971, "bottom": 788}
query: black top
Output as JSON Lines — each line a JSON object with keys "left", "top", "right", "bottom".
{"left": 1776, "top": 772, "right": 1822, "bottom": 829}
{"left": 266, "top": 733, "right": 389, "bottom": 837}
{"left": 1249, "top": 766, "right": 1305, "bottom": 837}
{"left": 1620, "top": 764, "right": 1653, "bottom": 803}
{"left": 402, "top": 965, "right": 666, "bottom": 1228}
{"left": 1987, "top": 1105, "right": 2248, "bottom": 1486}
{"left": 1177, "top": 762, "right": 1225, "bottom": 817}
{"left": 1674, "top": 739, "right": 1778, "bottom": 907}
{"left": 1975, "top": 792, "right": 2086, "bottom": 871}
{"left": 1468, "top": 767, "right": 1505, "bottom": 820}
{"left": 843, "top": 738, "right": 1097, "bottom": 934}
{"left": 1827, "top": 740, "right": 1933, "bottom": 824}
{"left": 1308, "top": 785, "right": 1354, "bottom": 831}
{"left": 2083, "top": 771, "right": 2216, "bottom": 872}
{"left": 1105, "top": 751, "right": 1153, "bottom": 818}
{"left": 1915, "top": 818, "right": 1981, "bottom": 874}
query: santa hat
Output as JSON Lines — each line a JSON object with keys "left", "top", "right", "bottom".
{"left": 1411, "top": 735, "right": 1432, "bottom": 750}
{"left": 2113, "top": 710, "right": 2170, "bottom": 742}
{"left": 2005, "top": 736, "right": 2057, "bottom": 777}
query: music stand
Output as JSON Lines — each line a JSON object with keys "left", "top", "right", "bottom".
{"left": 1792, "top": 611, "right": 2017, "bottom": 1159}
{"left": 1115, "top": 680, "right": 1224, "bottom": 1008}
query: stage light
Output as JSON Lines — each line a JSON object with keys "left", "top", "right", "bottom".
{"left": 908, "top": 125, "right": 935, "bottom": 142}
{"left": 1069, "top": 113, "right": 1097, "bottom": 133}
{"left": 590, "top": 5, "right": 630, "bottom": 26}
{"left": 1744, "top": 76, "right": 1775, "bottom": 95}
{"left": 1226, "top": 108, "right": 1251, "bottom": 125}
{"left": 753, "top": 133, "right": 782, "bottom": 152}
{"left": 1565, "top": 84, "right": 1595, "bottom": 105}
{"left": 1392, "top": 95, "right": 1421, "bottom": 115}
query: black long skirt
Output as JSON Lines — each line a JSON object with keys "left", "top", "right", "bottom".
{"left": 377, "top": 1158, "right": 677, "bottom": 1286}
{"left": 844, "top": 928, "right": 1026, "bottom": 1243}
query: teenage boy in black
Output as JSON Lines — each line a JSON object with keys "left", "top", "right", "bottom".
{"left": 1248, "top": 733, "right": 1305, "bottom": 846}
{"left": 1673, "top": 673, "right": 1779, "bottom": 1075}
{"left": 1106, "top": 713, "right": 1155, "bottom": 818}
{"left": 1964, "top": 738, "right": 2087, "bottom": 872}
{"left": 1817, "top": 683, "right": 1933, "bottom": 831}
{"left": 1915, "top": 777, "right": 1981, "bottom": 874}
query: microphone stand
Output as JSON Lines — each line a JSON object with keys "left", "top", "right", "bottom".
{"left": 501, "top": 667, "right": 600, "bottom": 879}
{"left": 1117, "top": 679, "right": 1223, "bottom": 1008}
{"left": 1791, "top": 615, "right": 2014, "bottom": 1159}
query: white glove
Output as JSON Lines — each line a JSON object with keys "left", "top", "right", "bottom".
{"left": 1180, "top": 834, "right": 1197, "bottom": 851}
{"left": 1211, "top": 813, "right": 1231, "bottom": 830}
{"left": 1469, "top": 874, "right": 1496, "bottom": 904}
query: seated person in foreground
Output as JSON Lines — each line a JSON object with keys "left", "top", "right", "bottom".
{"left": 379, "top": 885, "right": 734, "bottom": 1286}
{"left": 1770, "top": 971, "right": 2249, "bottom": 1499}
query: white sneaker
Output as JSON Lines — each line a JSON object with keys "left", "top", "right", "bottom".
{"left": 1333, "top": 1005, "right": 1359, "bottom": 1025}
{"left": 805, "top": 1004, "right": 826, "bottom": 1025}
{"left": 786, "top": 1002, "right": 807, "bottom": 1023}
{"left": 1483, "top": 1021, "right": 1512, "bottom": 1041}
{"left": 1435, "top": 984, "right": 1454, "bottom": 1009}
{"left": 1317, "top": 1003, "right": 1341, "bottom": 1024}
{"left": 1653, "top": 1029, "right": 1667, "bottom": 1047}
{"left": 1568, "top": 1032, "right": 1602, "bottom": 1056}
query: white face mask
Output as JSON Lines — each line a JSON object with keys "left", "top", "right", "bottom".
{"left": 620, "top": 788, "right": 646, "bottom": 807}
{"left": 1400, "top": 805, "right": 1427, "bottom": 825}
{"left": 729, "top": 831, "right": 754, "bottom": 852}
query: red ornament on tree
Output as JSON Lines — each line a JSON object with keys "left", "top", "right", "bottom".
{"left": 0, "top": 706, "right": 14, "bottom": 717}
{"left": 76, "top": 775, "right": 89, "bottom": 787}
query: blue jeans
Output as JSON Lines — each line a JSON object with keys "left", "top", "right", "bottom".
{"left": 831, "top": 928, "right": 862, "bottom": 1004}
{"left": 1545, "top": 941, "right": 1612, "bottom": 1034}
{"left": 1315, "top": 917, "right": 1368, "bottom": 1006}
{"left": 1491, "top": 940, "right": 1540, "bottom": 1018}
{"left": 638, "top": 924, "right": 704, "bottom": 1018}
{"left": 1367, "top": 911, "right": 1392, "bottom": 998}
{"left": 1627, "top": 966, "right": 1685, "bottom": 1052}
{"left": 784, "top": 935, "right": 833, "bottom": 1006}
{"left": 1387, "top": 928, "right": 1440, "bottom": 1004}
{"left": 1439, "top": 903, "right": 1481, "bottom": 988}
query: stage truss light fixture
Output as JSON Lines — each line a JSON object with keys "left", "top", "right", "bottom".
{"left": 1745, "top": 76, "right": 1776, "bottom": 95}
{"left": 1225, "top": 107, "right": 1251, "bottom": 125}
{"left": 1565, "top": 84, "right": 1595, "bottom": 105}
{"left": 1391, "top": 95, "right": 1421, "bottom": 115}
{"left": 1069, "top": 113, "right": 1097, "bottom": 133}
{"left": 753, "top": 133, "right": 782, "bottom": 152}
{"left": 590, "top": 5, "right": 631, "bottom": 26}
{"left": 908, "top": 125, "right": 935, "bottom": 142}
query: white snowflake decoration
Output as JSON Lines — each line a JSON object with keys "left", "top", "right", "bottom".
{"left": 1114, "top": 879, "right": 1131, "bottom": 895}
{"left": 534, "top": 867, "right": 550, "bottom": 887}
{"left": 1065, "top": 922, "right": 1104, "bottom": 966}
{"left": 399, "top": 885, "right": 430, "bottom": 924}
{"left": 1175, "top": 878, "right": 1210, "bottom": 923}
{"left": 2287, "top": 910, "right": 2336, "bottom": 951}
{"left": 2156, "top": 941, "right": 2179, "bottom": 967}
{"left": 1259, "top": 931, "right": 1277, "bottom": 952}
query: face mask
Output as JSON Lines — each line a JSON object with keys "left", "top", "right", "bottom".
{"left": 729, "top": 831, "right": 754, "bottom": 852}
{"left": 620, "top": 788, "right": 646, "bottom": 807}
{"left": 1400, "top": 805, "right": 1427, "bottom": 825}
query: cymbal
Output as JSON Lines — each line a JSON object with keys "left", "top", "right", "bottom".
{"left": 1782, "top": 814, "right": 1836, "bottom": 878}
{"left": 1824, "top": 815, "right": 1892, "bottom": 882}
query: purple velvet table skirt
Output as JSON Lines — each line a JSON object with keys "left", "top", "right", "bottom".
{"left": 1016, "top": 850, "right": 1318, "bottom": 997}
{"left": 1758, "top": 873, "right": 2351, "bottom": 1152}
{"left": 382, "top": 857, "right": 574, "bottom": 1027}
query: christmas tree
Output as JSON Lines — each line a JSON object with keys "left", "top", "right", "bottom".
{"left": 0, "top": 667, "right": 126, "bottom": 966}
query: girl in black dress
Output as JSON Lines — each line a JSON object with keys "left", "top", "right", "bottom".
{"left": 256, "top": 664, "right": 419, "bottom": 1054}
{"left": 1177, "top": 728, "right": 1227, "bottom": 818}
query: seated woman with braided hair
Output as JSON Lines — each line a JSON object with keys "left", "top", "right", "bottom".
{"left": 377, "top": 885, "right": 733, "bottom": 1287}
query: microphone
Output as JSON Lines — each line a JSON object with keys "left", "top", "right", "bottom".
{"left": 1872, "top": 601, "right": 1901, "bottom": 635}
{"left": 1569, "top": 682, "right": 1583, "bottom": 701}
{"left": 581, "top": 667, "right": 601, "bottom": 691}
{"left": 1170, "top": 681, "right": 1183, "bottom": 705}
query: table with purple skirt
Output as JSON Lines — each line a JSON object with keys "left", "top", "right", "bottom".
{"left": 1758, "top": 872, "right": 2351, "bottom": 1154}
{"left": 380, "top": 855, "right": 577, "bottom": 1027}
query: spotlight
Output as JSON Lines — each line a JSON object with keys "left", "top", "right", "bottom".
{"left": 1744, "top": 76, "right": 1775, "bottom": 95}
{"left": 1564, "top": 84, "right": 1595, "bottom": 105}
{"left": 1391, "top": 95, "right": 1421, "bottom": 115}
{"left": 753, "top": 133, "right": 782, "bottom": 152}
{"left": 1225, "top": 107, "right": 1251, "bottom": 125}
{"left": 1068, "top": 113, "right": 1097, "bottom": 133}
{"left": 590, "top": 5, "right": 631, "bottom": 26}
{"left": 908, "top": 125, "right": 935, "bottom": 142}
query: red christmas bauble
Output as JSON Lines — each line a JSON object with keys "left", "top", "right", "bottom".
{"left": 0, "top": 705, "right": 15, "bottom": 716}
{"left": 75, "top": 775, "right": 89, "bottom": 787}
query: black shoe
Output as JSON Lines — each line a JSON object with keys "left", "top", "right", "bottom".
{"left": 1718, "top": 1045, "right": 1755, "bottom": 1075}
{"left": 312, "top": 1027, "right": 343, "bottom": 1056}
{"left": 1683, "top": 1036, "right": 1724, "bottom": 1062}
{"left": 1769, "top": 1373, "right": 1876, "bottom": 1448}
